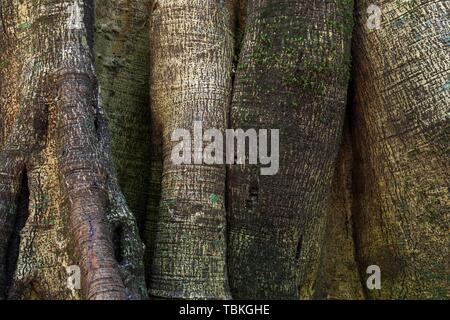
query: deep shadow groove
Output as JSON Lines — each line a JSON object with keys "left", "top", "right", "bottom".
{"left": 295, "top": 235, "right": 303, "bottom": 262}
{"left": 33, "top": 102, "right": 49, "bottom": 146}
{"left": 83, "top": 0, "right": 95, "bottom": 52}
{"left": 347, "top": 61, "right": 370, "bottom": 301}
{"left": 5, "top": 169, "right": 30, "bottom": 296}
{"left": 225, "top": 1, "right": 245, "bottom": 215}
{"left": 93, "top": 116, "right": 99, "bottom": 134}
{"left": 113, "top": 225, "right": 124, "bottom": 264}
{"left": 337, "top": 0, "right": 370, "bottom": 299}
{"left": 246, "top": 183, "right": 259, "bottom": 211}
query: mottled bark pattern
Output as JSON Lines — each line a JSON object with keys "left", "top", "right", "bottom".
{"left": 228, "top": 0, "right": 354, "bottom": 299}
{"left": 352, "top": 0, "right": 449, "bottom": 299}
{"left": 148, "top": 0, "right": 235, "bottom": 299}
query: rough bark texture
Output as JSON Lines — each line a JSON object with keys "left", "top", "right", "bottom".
{"left": 1, "top": 0, "right": 448, "bottom": 301}
{"left": 147, "top": 0, "right": 235, "bottom": 299}
{"left": 351, "top": 0, "right": 449, "bottom": 299}
{"left": 93, "top": 0, "right": 165, "bottom": 293}
{"left": 0, "top": 0, "right": 145, "bottom": 300}
{"left": 227, "top": 0, "right": 354, "bottom": 299}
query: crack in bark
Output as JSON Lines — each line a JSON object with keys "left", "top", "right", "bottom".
{"left": 1, "top": 169, "right": 29, "bottom": 299}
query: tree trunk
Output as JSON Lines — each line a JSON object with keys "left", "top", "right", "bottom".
{"left": 146, "top": 0, "right": 235, "bottom": 299}
{"left": 227, "top": 0, "right": 354, "bottom": 299}
{"left": 1, "top": 0, "right": 447, "bottom": 301}
{"left": 0, "top": 0, "right": 145, "bottom": 300}
{"left": 351, "top": 0, "right": 449, "bottom": 299}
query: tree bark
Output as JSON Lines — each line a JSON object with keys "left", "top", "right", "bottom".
{"left": 1, "top": 0, "right": 447, "bottom": 301}
{"left": 314, "top": 124, "right": 365, "bottom": 299}
{"left": 0, "top": 0, "right": 145, "bottom": 300}
{"left": 94, "top": 0, "right": 152, "bottom": 237}
{"left": 351, "top": 0, "right": 449, "bottom": 299}
{"left": 227, "top": 0, "right": 354, "bottom": 299}
{"left": 147, "top": 0, "right": 235, "bottom": 299}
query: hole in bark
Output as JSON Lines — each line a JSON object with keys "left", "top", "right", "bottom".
{"left": 5, "top": 169, "right": 30, "bottom": 295}
{"left": 113, "top": 226, "right": 124, "bottom": 264}
{"left": 249, "top": 185, "right": 258, "bottom": 198}
{"left": 295, "top": 235, "right": 303, "bottom": 262}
